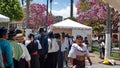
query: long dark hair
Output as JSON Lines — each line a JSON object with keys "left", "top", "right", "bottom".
{"left": 0, "top": 26, "right": 8, "bottom": 38}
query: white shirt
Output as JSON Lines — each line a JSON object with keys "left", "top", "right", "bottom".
{"left": 19, "top": 43, "right": 31, "bottom": 61}
{"left": 68, "top": 43, "right": 89, "bottom": 59}
{"left": 61, "top": 37, "right": 69, "bottom": 52}
{"left": 48, "top": 38, "right": 59, "bottom": 53}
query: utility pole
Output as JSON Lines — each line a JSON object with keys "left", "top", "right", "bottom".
{"left": 50, "top": 0, "right": 53, "bottom": 14}
{"left": 103, "top": 3, "right": 111, "bottom": 64}
{"left": 70, "top": 0, "right": 73, "bottom": 17}
{"left": 46, "top": 0, "right": 49, "bottom": 32}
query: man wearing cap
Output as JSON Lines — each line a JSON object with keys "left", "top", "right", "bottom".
{"left": 0, "top": 26, "right": 14, "bottom": 68}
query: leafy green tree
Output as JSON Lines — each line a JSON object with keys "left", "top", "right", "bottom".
{"left": 64, "top": 17, "right": 77, "bottom": 21}
{"left": 0, "top": 0, "right": 24, "bottom": 21}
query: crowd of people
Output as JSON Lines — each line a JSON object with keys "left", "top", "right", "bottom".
{"left": 0, "top": 26, "right": 92, "bottom": 68}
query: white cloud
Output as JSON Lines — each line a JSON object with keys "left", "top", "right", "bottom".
{"left": 53, "top": 2, "right": 58, "bottom": 5}
{"left": 52, "top": 4, "right": 77, "bottom": 19}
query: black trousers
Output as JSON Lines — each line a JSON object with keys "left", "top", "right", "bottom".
{"left": 13, "top": 58, "right": 26, "bottom": 68}
{"left": 39, "top": 55, "right": 46, "bottom": 68}
{"left": 45, "top": 52, "right": 58, "bottom": 68}
{"left": 30, "top": 55, "right": 40, "bottom": 68}
{"left": 57, "top": 51, "right": 64, "bottom": 68}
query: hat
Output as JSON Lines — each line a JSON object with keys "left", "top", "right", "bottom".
{"left": 0, "top": 26, "right": 8, "bottom": 38}
{"left": 16, "top": 33, "right": 24, "bottom": 41}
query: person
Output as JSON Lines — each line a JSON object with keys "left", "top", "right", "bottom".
{"left": 68, "top": 35, "right": 92, "bottom": 68}
{"left": 61, "top": 32, "right": 69, "bottom": 67}
{"left": 25, "top": 33, "right": 40, "bottom": 68}
{"left": 45, "top": 32, "right": 59, "bottom": 68}
{"left": 0, "top": 47, "right": 4, "bottom": 68}
{"left": 54, "top": 33, "right": 62, "bottom": 68}
{"left": 83, "top": 37, "right": 89, "bottom": 46}
{"left": 37, "top": 27, "right": 48, "bottom": 68}
{"left": 98, "top": 37, "right": 105, "bottom": 59}
{"left": 15, "top": 33, "right": 31, "bottom": 68}
{"left": 8, "top": 30, "right": 23, "bottom": 68}
{"left": 0, "top": 26, "right": 14, "bottom": 68}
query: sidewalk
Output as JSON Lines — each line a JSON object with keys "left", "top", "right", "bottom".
{"left": 89, "top": 52, "right": 120, "bottom": 68}
{"left": 64, "top": 52, "right": 120, "bottom": 68}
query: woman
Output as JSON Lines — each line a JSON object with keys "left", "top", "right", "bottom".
{"left": 98, "top": 38, "right": 105, "bottom": 59}
{"left": 25, "top": 33, "right": 40, "bottom": 68}
{"left": 8, "top": 30, "right": 23, "bottom": 68}
{"left": 45, "top": 32, "right": 59, "bottom": 68}
{"left": 0, "top": 26, "right": 14, "bottom": 68}
{"left": 15, "top": 33, "right": 31, "bottom": 68}
{"left": 68, "top": 35, "right": 92, "bottom": 68}
{"left": 54, "top": 33, "right": 62, "bottom": 68}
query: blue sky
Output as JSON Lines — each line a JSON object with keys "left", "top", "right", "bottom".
{"left": 23, "top": 0, "right": 78, "bottom": 18}
{"left": 32, "top": 0, "right": 78, "bottom": 10}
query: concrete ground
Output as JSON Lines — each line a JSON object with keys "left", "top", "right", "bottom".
{"left": 64, "top": 52, "right": 120, "bottom": 68}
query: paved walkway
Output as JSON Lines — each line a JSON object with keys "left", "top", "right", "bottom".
{"left": 88, "top": 53, "right": 120, "bottom": 68}
{"left": 64, "top": 53, "right": 120, "bottom": 68}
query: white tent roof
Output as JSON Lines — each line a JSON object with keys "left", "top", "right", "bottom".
{"left": 52, "top": 19, "right": 92, "bottom": 30}
{"left": 0, "top": 14, "right": 10, "bottom": 22}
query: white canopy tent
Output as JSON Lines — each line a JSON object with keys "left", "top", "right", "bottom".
{"left": 0, "top": 14, "right": 10, "bottom": 22}
{"left": 51, "top": 19, "right": 92, "bottom": 38}
{"left": 50, "top": 19, "right": 92, "bottom": 51}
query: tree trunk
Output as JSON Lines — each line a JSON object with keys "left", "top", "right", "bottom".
{"left": 26, "top": 0, "right": 30, "bottom": 28}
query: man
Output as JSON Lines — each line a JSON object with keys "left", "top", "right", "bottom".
{"left": 0, "top": 26, "right": 14, "bottom": 68}
{"left": 37, "top": 28, "right": 48, "bottom": 68}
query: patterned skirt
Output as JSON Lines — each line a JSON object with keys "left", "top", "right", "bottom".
{"left": 73, "top": 59, "right": 85, "bottom": 68}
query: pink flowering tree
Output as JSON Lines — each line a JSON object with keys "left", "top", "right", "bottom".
{"left": 22, "top": 3, "right": 54, "bottom": 29}
{"left": 76, "top": 0, "right": 107, "bottom": 32}
{"left": 76, "top": 0, "right": 106, "bottom": 23}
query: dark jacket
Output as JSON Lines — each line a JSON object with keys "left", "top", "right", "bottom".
{"left": 38, "top": 34, "right": 48, "bottom": 55}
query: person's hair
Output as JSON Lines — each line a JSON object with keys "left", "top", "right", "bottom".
{"left": 76, "top": 35, "right": 83, "bottom": 40}
{"left": 8, "top": 30, "right": 16, "bottom": 40}
{"left": 39, "top": 28, "right": 44, "bottom": 33}
{"left": 16, "top": 29, "right": 22, "bottom": 34}
{"left": 48, "top": 31, "right": 54, "bottom": 38}
{"left": 61, "top": 32, "right": 65, "bottom": 38}
{"left": 28, "top": 33, "right": 34, "bottom": 39}
{"left": 54, "top": 33, "right": 61, "bottom": 39}
{"left": 0, "top": 26, "right": 8, "bottom": 38}
{"left": 85, "top": 37, "right": 87, "bottom": 39}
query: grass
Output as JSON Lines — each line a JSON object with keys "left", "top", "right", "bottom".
{"left": 111, "top": 52, "right": 120, "bottom": 59}
{"left": 92, "top": 41, "right": 120, "bottom": 59}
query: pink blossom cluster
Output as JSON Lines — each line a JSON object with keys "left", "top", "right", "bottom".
{"left": 22, "top": 3, "right": 54, "bottom": 28}
{"left": 76, "top": 0, "right": 106, "bottom": 23}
